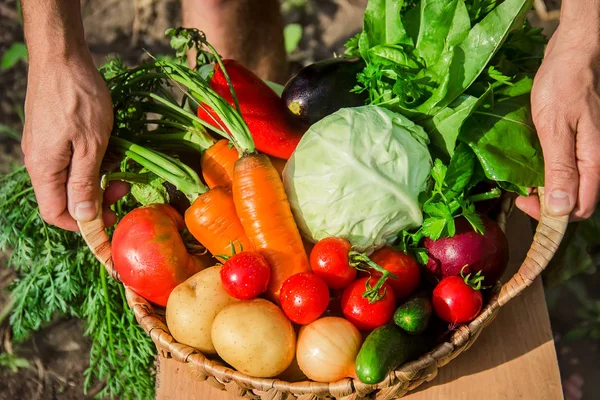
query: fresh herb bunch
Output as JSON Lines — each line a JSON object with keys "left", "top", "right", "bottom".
{"left": 0, "top": 168, "right": 156, "bottom": 398}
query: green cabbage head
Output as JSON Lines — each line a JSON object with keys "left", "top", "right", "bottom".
{"left": 283, "top": 105, "right": 432, "bottom": 252}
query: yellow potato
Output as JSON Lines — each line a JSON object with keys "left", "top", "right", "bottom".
{"left": 212, "top": 299, "right": 295, "bottom": 378}
{"left": 166, "top": 266, "right": 239, "bottom": 354}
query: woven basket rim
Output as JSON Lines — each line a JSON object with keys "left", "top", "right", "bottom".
{"left": 78, "top": 188, "right": 568, "bottom": 399}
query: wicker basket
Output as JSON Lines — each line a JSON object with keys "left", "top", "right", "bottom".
{"left": 78, "top": 188, "right": 568, "bottom": 399}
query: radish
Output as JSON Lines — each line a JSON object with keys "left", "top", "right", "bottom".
{"left": 423, "top": 216, "right": 509, "bottom": 285}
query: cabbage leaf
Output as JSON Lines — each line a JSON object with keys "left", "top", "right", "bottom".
{"left": 283, "top": 106, "right": 432, "bottom": 252}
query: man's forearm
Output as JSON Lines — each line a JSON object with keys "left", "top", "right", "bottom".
{"left": 561, "top": 0, "right": 600, "bottom": 33}
{"left": 21, "top": 0, "right": 90, "bottom": 63}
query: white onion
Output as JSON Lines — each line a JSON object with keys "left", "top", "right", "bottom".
{"left": 296, "top": 317, "right": 362, "bottom": 382}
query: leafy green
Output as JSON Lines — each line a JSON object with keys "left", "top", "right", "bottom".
{"left": 362, "top": 0, "right": 412, "bottom": 48}
{"left": 1, "top": 42, "right": 28, "bottom": 70}
{"left": 346, "top": 0, "right": 544, "bottom": 194}
{"left": 416, "top": 144, "right": 486, "bottom": 240}
{"left": 459, "top": 95, "right": 544, "bottom": 188}
{"left": 131, "top": 175, "right": 169, "bottom": 204}
{"left": 434, "top": 0, "right": 533, "bottom": 112}
{"left": 0, "top": 353, "right": 29, "bottom": 373}
{"left": 0, "top": 167, "right": 156, "bottom": 398}
{"left": 283, "top": 23, "right": 303, "bottom": 54}
{"left": 421, "top": 89, "right": 490, "bottom": 158}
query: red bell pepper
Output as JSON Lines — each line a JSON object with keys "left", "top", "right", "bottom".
{"left": 197, "top": 59, "right": 307, "bottom": 160}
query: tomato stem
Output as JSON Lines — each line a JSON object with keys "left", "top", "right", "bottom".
{"left": 460, "top": 266, "right": 488, "bottom": 291}
{"left": 348, "top": 251, "right": 398, "bottom": 303}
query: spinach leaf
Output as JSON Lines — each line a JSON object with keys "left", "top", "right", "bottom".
{"left": 459, "top": 95, "right": 544, "bottom": 188}
{"left": 414, "top": 0, "right": 469, "bottom": 67}
{"left": 363, "top": 0, "right": 412, "bottom": 47}
{"left": 421, "top": 87, "right": 490, "bottom": 157}
{"left": 368, "top": 44, "right": 420, "bottom": 68}
{"left": 494, "top": 74, "right": 533, "bottom": 98}
{"left": 497, "top": 181, "right": 528, "bottom": 196}
{"left": 438, "top": 0, "right": 533, "bottom": 110}
{"left": 411, "top": 0, "right": 471, "bottom": 115}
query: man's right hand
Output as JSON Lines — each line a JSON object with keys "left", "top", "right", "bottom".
{"left": 21, "top": 0, "right": 129, "bottom": 231}
{"left": 22, "top": 51, "right": 126, "bottom": 231}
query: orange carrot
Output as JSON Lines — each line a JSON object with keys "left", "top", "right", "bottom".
{"left": 201, "top": 139, "right": 238, "bottom": 189}
{"left": 232, "top": 153, "right": 310, "bottom": 301}
{"left": 159, "top": 60, "right": 309, "bottom": 297}
{"left": 185, "top": 186, "right": 252, "bottom": 261}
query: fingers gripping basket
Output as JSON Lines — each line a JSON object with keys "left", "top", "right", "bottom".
{"left": 78, "top": 189, "right": 568, "bottom": 399}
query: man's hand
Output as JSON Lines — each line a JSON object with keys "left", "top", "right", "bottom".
{"left": 22, "top": 54, "right": 124, "bottom": 231}
{"left": 516, "top": 9, "right": 600, "bottom": 221}
{"left": 21, "top": 0, "right": 128, "bottom": 231}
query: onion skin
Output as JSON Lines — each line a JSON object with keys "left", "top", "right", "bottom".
{"left": 296, "top": 317, "right": 362, "bottom": 382}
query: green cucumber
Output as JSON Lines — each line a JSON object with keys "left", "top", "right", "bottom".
{"left": 355, "top": 324, "right": 425, "bottom": 384}
{"left": 393, "top": 294, "right": 433, "bottom": 335}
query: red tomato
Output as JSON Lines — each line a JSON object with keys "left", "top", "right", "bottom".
{"left": 310, "top": 237, "right": 356, "bottom": 289}
{"left": 340, "top": 277, "right": 396, "bottom": 331}
{"left": 220, "top": 251, "right": 271, "bottom": 300}
{"left": 112, "top": 204, "right": 205, "bottom": 306}
{"left": 363, "top": 247, "right": 421, "bottom": 301}
{"left": 280, "top": 273, "right": 330, "bottom": 325}
{"left": 432, "top": 276, "right": 483, "bottom": 324}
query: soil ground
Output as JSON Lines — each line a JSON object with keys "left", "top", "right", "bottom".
{"left": 0, "top": 1, "right": 598, "bottom": 399}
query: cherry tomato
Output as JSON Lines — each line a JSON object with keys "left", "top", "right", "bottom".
{"left": 280, "top": 273, "right": 330, "bottom": 325}
{"left": 362, "top": 247, "right": 421, "bottom": 301}
{"left": 432, "top": 276, "right": 483, "bottom": 324}
{"left": 220, "top": 251, "right": 271, "bottom": 300}
{"left": 340, "top": 277, "right": 396, "bottom": 331}
{"left": 310, "top": 237, "right": 356, "bottom": 289}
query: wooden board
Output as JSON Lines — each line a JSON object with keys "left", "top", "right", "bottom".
{"left": 156, "top": 211, "right": 563, "bottom": 400}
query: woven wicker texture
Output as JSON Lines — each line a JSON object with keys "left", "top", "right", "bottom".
{"left": 78, "top": 188, "right": 568, "bottom": 399}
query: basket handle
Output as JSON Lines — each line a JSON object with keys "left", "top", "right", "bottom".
{"left": 496, "top": 188, "right": 568, "bottom": 306}
{"left": 77, "top": 201, "right": 120, "bottom": 282}
{"left": 78, "top": 188, "right": 569, "bottom": 305}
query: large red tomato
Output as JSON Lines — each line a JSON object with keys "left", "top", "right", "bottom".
{"left": 112, "top": 204, "right": 206, "bottom": 306}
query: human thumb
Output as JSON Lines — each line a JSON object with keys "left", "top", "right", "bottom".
{"left": 67, "top": 142, "right": 104, "bottom": 222}
{"left": 541, "top": 126, "right": 579, "bottom": 216}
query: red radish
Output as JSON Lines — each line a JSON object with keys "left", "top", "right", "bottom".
{"left": 423, "top": 215, "right": 508, "bottom": 285}
{"left": 310, "top": 237, "right": 356, "bottom": 289}
{"left": 280, "top": 273, "right": 330, "bottom": 325}
{"left": 220, "top": 252, "right": 271, "bottom": 300}
{"left": 432, "top": 270, "right": 484, "bottom": 324}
